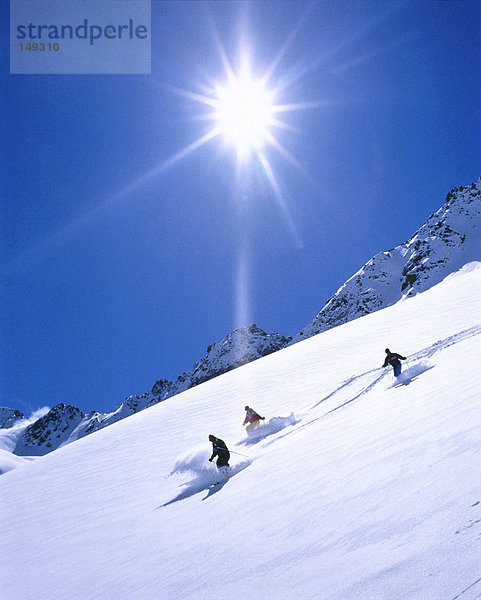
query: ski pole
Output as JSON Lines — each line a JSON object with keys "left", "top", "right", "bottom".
{"left": 229, "top": 450, "right": 250, "bottom": 458}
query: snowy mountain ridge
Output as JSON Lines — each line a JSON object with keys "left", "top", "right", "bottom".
{"left": 293, "top": 177, "right": 481, "bottom": 342}
{"left": 3, "top": 324, "right": 291, "bottom": 458}
{"left": 1, "top": 177, "right": 480, "bottom": 460}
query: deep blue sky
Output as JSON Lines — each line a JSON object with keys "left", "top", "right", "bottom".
{"left": 1, "top": 1, "right": 480, "bottom": 415}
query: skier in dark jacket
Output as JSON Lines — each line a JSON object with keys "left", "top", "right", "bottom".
{"left": 383, "top": 348, "right": 406, "bottom": 377}
{"left": 208, "top": 435, "right": 230, "bottom": 470}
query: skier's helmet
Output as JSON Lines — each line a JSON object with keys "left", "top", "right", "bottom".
{"left": 208, "top": 434, "right": 215, "bottom": 442}
{"left": 385, "top": 348, "right": 390, "bottom": 354}
{"left": 245, "top": 406, "right": 250, "bottom": 411}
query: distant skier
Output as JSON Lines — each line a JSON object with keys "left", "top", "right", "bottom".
{"left": 243, "top": 406, "right": 265, "bottom": 433}
{"left": 208, "top": 435, "right": 230, "bottom": 471}
{"left": 383, "top": 348, "right": 406, "bottom": 377}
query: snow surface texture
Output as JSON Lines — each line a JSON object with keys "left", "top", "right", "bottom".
{"left": 293, "top": 178, "right": 481, "bottom": 342}
{"left": 1, "top": 262, "right": 481, "bottom": 600}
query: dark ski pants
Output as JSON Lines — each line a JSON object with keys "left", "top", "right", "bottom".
{"left": 393, "top": 363, "right": 402, "bottom": 377}
{"left": 216, "top": 452, "right": 230, "bottom": 469}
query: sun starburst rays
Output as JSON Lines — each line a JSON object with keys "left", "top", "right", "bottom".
{"left": 163, "top": 38, "right": 313, "bottom": 168}
{"left": 155, "top": 25, "right": 320, "bottom": 270}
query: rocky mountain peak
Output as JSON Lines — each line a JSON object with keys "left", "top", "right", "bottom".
{"left": 152, "top": 324, "right": 291, "bottom": 397}
{"left": 293, "top": 177, "right": 481, "bottom": 343}
{"left": 14, "top": 404, "right": 85, "bottom": 456}
{"left": 0, "top": 407, "right": 25, "bottom": 429}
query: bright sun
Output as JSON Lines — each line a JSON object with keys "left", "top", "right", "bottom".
{"left": 214, "top": 72, "right": 274, "bottom": 157}
{"left": 162, "top": 44, "right": 315, "bottom": 181}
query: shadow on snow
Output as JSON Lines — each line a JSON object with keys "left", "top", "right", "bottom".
{"left": 159, "top": 461, "right": 250, "bottom": 507}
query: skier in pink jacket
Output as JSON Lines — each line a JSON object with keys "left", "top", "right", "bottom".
{"left": 243, "top": 406, "right": 265, "bottom": 433}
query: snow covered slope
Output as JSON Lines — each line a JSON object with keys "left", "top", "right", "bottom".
{"left": 293, "top": 178, "right": 481, "bottom": 343}
{"left": 1, "top": 262, "right": 480, "bottom": 600}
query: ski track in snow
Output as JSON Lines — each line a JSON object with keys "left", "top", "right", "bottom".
{"left": 257, "top": 323, "right": 481, "bottom": 449}
{"left": 450, "top": 575, "right": 481, "bottom": 600}
{"left": 310, "top": 323, "right": 481, "bottom": 415}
